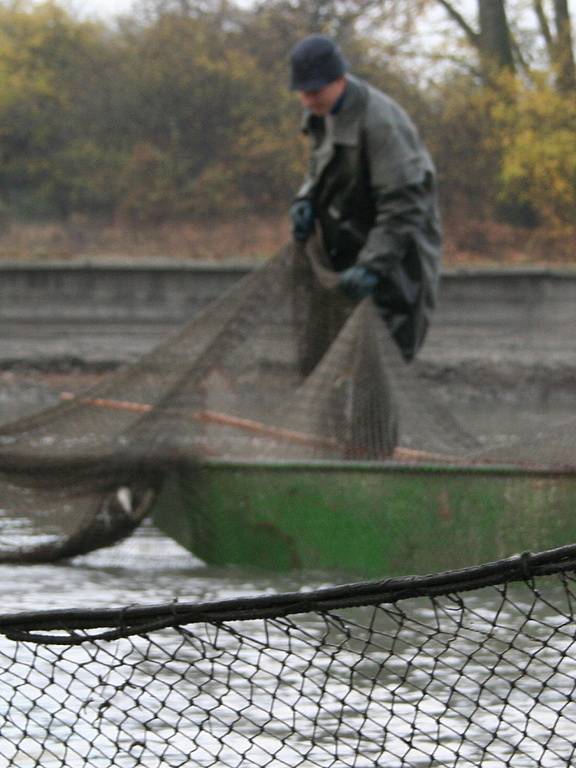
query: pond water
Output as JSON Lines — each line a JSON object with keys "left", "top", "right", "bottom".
{"left": 0, "top": 525, "right": 574, "bottom": 767}
{"left": 0, "top": 374, "right": 575, "bottom": 766}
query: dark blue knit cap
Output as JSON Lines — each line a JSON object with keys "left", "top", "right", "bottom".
{"left": 289, "top": 35, "right": 347, "bottom": 91}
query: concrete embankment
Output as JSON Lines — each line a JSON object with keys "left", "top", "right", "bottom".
{"left": 1, "top": 260, "right": 574, "bottom": 395}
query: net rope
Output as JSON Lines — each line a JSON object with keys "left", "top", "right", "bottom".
{"left": 0, "top": 240, "right": 572, "bottom": 563}
{"left": 1, "top": 543, "right": 576, "bottom": 766}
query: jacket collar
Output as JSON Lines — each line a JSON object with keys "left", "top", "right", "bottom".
{"left": 300, "top": 75, "right": 367, "bottom": 146}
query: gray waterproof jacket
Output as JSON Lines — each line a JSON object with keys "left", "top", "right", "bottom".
{"left": 297, "top": 75, "right": 442, "bottom": 360}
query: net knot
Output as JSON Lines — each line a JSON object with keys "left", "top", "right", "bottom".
{"left": 518, "top": 551, "right": 534, "bottom": 582}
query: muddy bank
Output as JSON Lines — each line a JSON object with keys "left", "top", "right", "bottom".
{"left": 1, "top": 327, "right": 574, "bottom": 422}
{"left": 1, "top": 358, "right": 573, "bottom": 450}
{"left": 0, "top": 262, "right": 574, "bottom": 429}
{"left": 416, "top": 358, "right": 576, "bottom": 405}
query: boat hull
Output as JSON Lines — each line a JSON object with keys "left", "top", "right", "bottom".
{"left": 152, "top": 461, "right": 576, "bottom": 576}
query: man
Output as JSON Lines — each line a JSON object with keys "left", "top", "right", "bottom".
{"left": 289, "top": 34, "right": 442, "bottom": 362}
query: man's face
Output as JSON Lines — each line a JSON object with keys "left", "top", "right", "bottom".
{"left": 297, "top": 78, "right": 346, "bottom": 117}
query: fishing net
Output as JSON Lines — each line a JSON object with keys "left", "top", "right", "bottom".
{"left": 0, "top": 239, "right": 574, "bottom": 563}
{"left": 1, "top": 543, "right": 576, "bottom": 766}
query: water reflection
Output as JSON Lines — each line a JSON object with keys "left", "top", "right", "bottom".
{"left": 0, "top": 522, "right": 344, "bottom": 614}
{"left": 0, "top": 532, "right": 575, "bottom": 767}
{"left": 1, "top": 377, "right": 576, "bottom": 765}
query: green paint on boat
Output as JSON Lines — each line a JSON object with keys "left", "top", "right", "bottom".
{"left": 152, "top": 460, "right": 576, "bottom": 577}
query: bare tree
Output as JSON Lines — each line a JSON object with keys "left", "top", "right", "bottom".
{"left": 435, "top": 0, "right": 574, "bottom": 90}
{"left": 534, "top": 0, "right": 575, "bottom": 91}
{"left": 478, "top": 0, "right": 515, "bottom": 73}
{"left": 435, "top": 0, "right": 514, "bottom": 80}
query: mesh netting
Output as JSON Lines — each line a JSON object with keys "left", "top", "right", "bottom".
{"left": 0, "top": 240, "right": 574, "bottom": 563}
{"left": 1, "top": 543, "right": 576, "bottom": 766}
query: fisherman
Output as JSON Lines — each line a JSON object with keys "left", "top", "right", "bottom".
{"left": 289, "top": 34, "right": 442, "bottom": 361}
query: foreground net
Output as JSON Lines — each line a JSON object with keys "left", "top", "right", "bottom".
{"left": 1, "top": 543, "right": 576, "bottom": 766}
{"left": 0, "top": 240, "right": 574, "bottom": 564}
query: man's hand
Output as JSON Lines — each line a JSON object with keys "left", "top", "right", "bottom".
{"left": 290, "top": 199, "right": 315, "bottom": 242}
{"left": 338, "top": 265, "right": 379, "bottom": 300}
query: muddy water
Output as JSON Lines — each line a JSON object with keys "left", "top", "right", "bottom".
{"left": 0, "top": 527, "right": 574, "bottom": 767}
{"left": 0, "top": 368, "right": 574, "bottom": 605}
{"left": 0, "top": 374, "right": 575, "bottom": 766}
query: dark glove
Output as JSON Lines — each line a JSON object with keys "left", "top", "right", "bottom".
{"left": 339, "top": 265, "right": 379, "bottom": 300}
{"left": 290, "top": 199, "right": 315, "bottom": 242}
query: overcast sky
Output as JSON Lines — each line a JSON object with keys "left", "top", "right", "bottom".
{"left": 52, "top": 0, "right": 576, "bottom": 28}
{"left": 69, "top": 0, "right": 257, "bottom": 20}
{"left": 69, "top": 0, "right": 135, "bottom": 19}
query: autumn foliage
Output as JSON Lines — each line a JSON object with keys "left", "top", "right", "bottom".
{"left": 0, "top": 0, "right": 573, "bottom": 262}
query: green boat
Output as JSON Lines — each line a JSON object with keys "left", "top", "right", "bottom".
{"left": 152, "top": 459, "right": 576, "bottom": 577}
